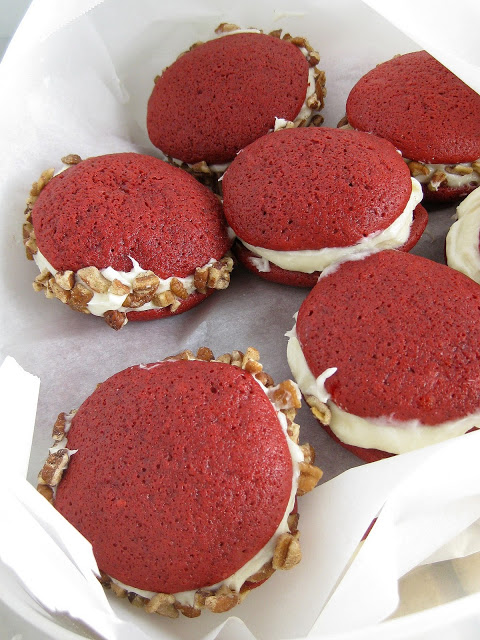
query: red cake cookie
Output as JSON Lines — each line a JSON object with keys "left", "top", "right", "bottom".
{"left": 23, "top": 153, "right": 233, "bottom": 329}
{"left": 222, "top": 127, "right": 427, "bottom": 286}
{"left": 146, "top": 24, "right": 326, "bottom": 184}
{"left": 287, "top": 250, "right": 480, "bottom": 462}
{"left": 344, "top": 51, "right": 480, "bottom": 202}
{"left": 37, "top": 347, "right": 322, "bottom": 618}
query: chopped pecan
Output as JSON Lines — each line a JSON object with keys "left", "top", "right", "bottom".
{"left": 244, "top": 359, "right": 263, "bottom": 375}
{"left": 24, "top": 235, "right": 38, "bottom": 256}
{"left": 190, "top": 160, "right": 212, "bottom": 175}
{"left": 127, "top": 593, "right": 147, "bottom": 608}
{"left": 61, "top": 154, "right": 82, "bottom": 165}
{"left": 337, "top": 114, "right": 349, "bottom": 128}
{"left": 306, "top": 95, "right": 322, "bottom": 110}
{"left": 268, "top": 29, "right": 282, "bottom": 38}
{"left": 445, "top": 164, "right": 473, "bottom": 175}
{"left": 110, "top": 582, "right": 127, "bottom": 598}
{"left": 132, "top": 271, "right": 160, "bottom": 292}
{"left": 407, "top": 160, "right": 430, "bottom": 177}
{"left": 230, "top": 350, "right": 244, "bottom": 367}
{"left": 170, "top": 298, "right": 181, "bottom": 312}
{"left": 288, "top": 512, "right": 300, "bottom": 534}
{"left": 194, "top": 267, "right": 209, "bottom": 294}
{"left": 77, "top": 266, "right": 110, "bottom": 293}
{"left": 145, "top": 593, "right": 179, "bottom": 618}
{"left": 123, "top": 291, "right": 152, "bottom": 308}
{"left": 287, "top": 420, "right": 300, "bottom": 444}
{"left": 300, "top": 443, "right": 316, "bottom": 465}
{"left": 305, "top": 394, "right": 331, "bottom": 424}
{"left": 98, "top": 571, "right": 112, "bottom": 587}
{"left": 47, "top": 278, "right": 71, "bottom": 304}
{"left": 36, "top": 484, "right": 54, "bottom": 503}
{"left": 109, "top": 279, "right": 130, "bottom": 296}
{"left": 269, "top": 380, "right": 301, "bottom": 410}
{"left": 215, "top": 22, "right": 240, "bottom": 33}
{"left": 52, "top": 412, "right": 67, "bottom": 442}
{"left": 207, "top": 263, "right": 231, "bottom": 290}
{"left": 297, "top": 462, "right": 323, "bottom": 495}
{"left": 472, "top": 160, "right": 480, "bottom": 173}
{"left": 33, "top": 269, "right": 51, "bottom": 291}
{"left": 68, "top": 283, "right": 93, "bottom": 312}
{"left": 175, "top": 602, "right": 201, "bottom": 618}
{"left": 204, "top": 585, "right": 240, "bottom": 613}
{"left": 152, "top": 290, "right": 175, "bottom": 308}
{"left": 215, "top": 353, "right": 232, "bottom": 364}
{"left": 170, "top": 277, "right": 189, "bottom": 299}
{"left": 38, "top": 449, "right": 70, "bottom": 486}
{"left": 29, "top": 168, "right": 55, "bottom": 199}
{"left": 309, "top": 114, "right": 324, "bottom": 128}
{"left": 242, "top": 346, "right": 260, "bottom": 365}
{"left": 22, "top": 220, "right": 34, "bottom": 241}
{"left": 168, "top": 349, "right": 195, "bottom": 361}
{"left": 256, "top": 371, "right": 274, "bottom": 387}
{"left": 196, "top": 347, "right": 214, "bottom": 361}
{"left": 272, "top": 531, "right": 301, "bottom": 570}
{"left": 104, "top": 310, "right": 128, "bottom": 331}
{"left": 428, "top": 170, "right": 447, "bottom": 191}
{"left": 54, "top": 271, "right": 75, "bottom": 291}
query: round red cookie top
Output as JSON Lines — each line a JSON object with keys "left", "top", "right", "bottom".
{"left": 296, "top": 250, "right": 480, "bottom": 424}
{"left": 223, "top": 127, "right": 413, "bottom": 251}
{"left": 346, "top": 51, "right": 480, "bottom": 164}
{"left": 147, "top": 32, "right": 309, "bottom": 164}
{"left": 55, "top": 359, "right": 293, "bottom": 594}
{"left": 32, "top": 153, "right": 230, "bottom": 278}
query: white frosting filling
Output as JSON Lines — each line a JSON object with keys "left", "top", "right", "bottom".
{"left": 241, "top": 178, "right": 422, "bottom": 274}
{"left": 406, "top": 159, "right": 480, "bottom": 188}
{"left": 286, "top": 324, "right": 480, "bottom": 454}
{"left": 33, "top": 250, "right": 215, "bottom": 316}
{"left": 109, "top": 378, "right": 305, "bottom": 606}
{"left": 446, "top": 186, "right": 480, "bottom": 284}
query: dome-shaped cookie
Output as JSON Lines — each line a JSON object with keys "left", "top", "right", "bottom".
{"left": 345, "top": 51, "right": 480, "bottom": 201}
{"left": 147, "top": 29, "right": 325, "bottom": 167}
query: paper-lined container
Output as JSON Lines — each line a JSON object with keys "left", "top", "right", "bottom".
{"left": 1, "top": 1, "right": 480, "bottom": 638}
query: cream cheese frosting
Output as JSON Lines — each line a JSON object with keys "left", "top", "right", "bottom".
{"left": 407, "top": 159, "right": 480, "bottom": 189}
{"left": 33, "top": 250, "right": 215, "bottom": 316}
{"left": 242, "top": 177, "right": 423, "bottom": 274}
{"left": 286, "top": 323, "right": 480, "bottom": 454}
{"left": 446, "top": 186, "right": 480, "bottom": 284}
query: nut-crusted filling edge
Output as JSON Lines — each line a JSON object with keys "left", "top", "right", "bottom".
{"left": 23, "top": 158, "right": 234, "bottom": 330}
{"left": 159, "top": 24, "right": 326, "bottom": 188}
{"left": 337, "top": 117, "right": 480, "bottom": 192}
{"left": 36, "top": 346, "right": 322, "bottom": 618}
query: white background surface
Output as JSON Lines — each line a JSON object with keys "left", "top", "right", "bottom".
{"left": 1, "top": 1, "right": 480, "bottom": 639}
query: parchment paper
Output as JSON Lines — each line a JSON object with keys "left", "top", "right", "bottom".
{"left": 1, "top": 1, "right": 480, "bottom": 639}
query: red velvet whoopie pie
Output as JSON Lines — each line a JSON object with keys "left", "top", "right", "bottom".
{"left": 38, "top": 348, "right": 322, "bottom": 618}
{"left": 287, "top": 250, "right": 480, "bottom": 462}
{"left": 222, "top": 127, "right": 427, "bottom": 286}
{"left": 147, "top": 26, "right": 326, "bottom": 184}
{"left": 23, "top": 153, "right": 233, "bottom": 330}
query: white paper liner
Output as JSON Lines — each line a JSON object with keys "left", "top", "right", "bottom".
{"left": 1, "top": 1, "right": 480, "bottom": 639}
